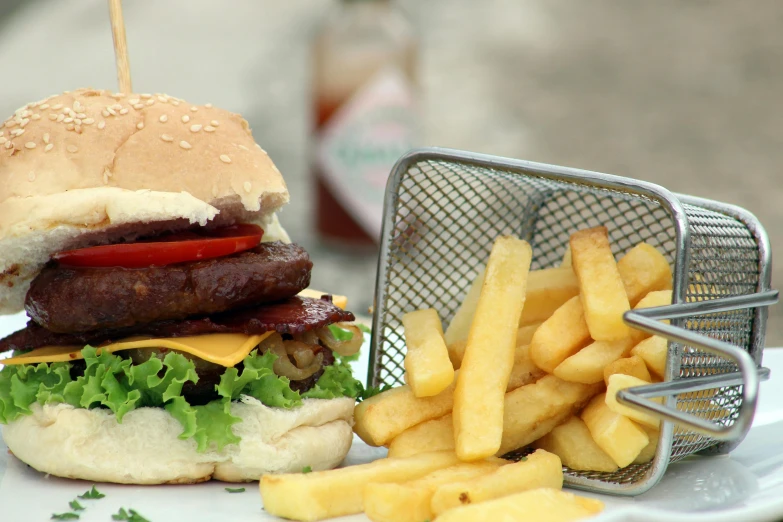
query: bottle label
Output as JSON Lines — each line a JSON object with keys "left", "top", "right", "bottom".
{"left": 316, "top": 66, "right": 416, "bottom": 238}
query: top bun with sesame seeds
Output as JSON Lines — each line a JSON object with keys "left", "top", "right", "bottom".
{"left": 0, "top": 88, "right": 290, "bottom": 314}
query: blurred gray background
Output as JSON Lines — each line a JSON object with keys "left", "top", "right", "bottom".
{"left": 0, "top": 0, "right": 780, "bottom": 345}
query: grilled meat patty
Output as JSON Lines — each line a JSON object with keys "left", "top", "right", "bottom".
{"left": 25, "top": 241, "right": 312, "bottom": 333}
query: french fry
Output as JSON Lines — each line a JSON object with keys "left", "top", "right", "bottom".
{"left": 353, "top": 381, "right": 456, "bottom": 446}
{"left": 561, "top": 245, "right": 572, "bottom": 268}
{"left": 363, "top": 460, "right": 503, "bottom": 522}
{"left": 629, "top": 290, "right": 673, "bottom": 345}
{"left": 605, "top": 374, "right": 661, "bottom": 429}
{"left": 534, "top": 416, "right": 618, "bottom": 473}
{"left": 444, "top": 267, "right": 486, "bottom": 346}
{"left": 553, "top": 337, "right": 634, "bottom": 384}
{"left": 617, "top": 242, "right": 673, "bottom": 307}
{"left": 633, "top": 426, "right": 659, "bottom": 464}
{"left": 430, "top": 449, "right": 563, "bottom": 516}
{"left": 518, "top": 267, "right": 579, "bottom": 326}
{"left": 388, "top": 376, "right": 600, "bottom": 459}
{"left": 435, "top": 488, "right": 604, "bottom": 522}
{"left": 570, "top": 226, "right": 631, "bottom": 341}
{"left": 507, "top": 344, "right": 547, "bottom": 391}
{"left": 403, "top": 308, "right": 454, "bottom": 397}
{"left": 454, "top": 236, "right": 532, "bottom": 460}
{"left": 449, "top": 322, "right": 541, "bottom": 370}
{"left": 530, "top": 296, "right": 591, "bottom": 373}
{"left": 259, "top": 451, "right": 462, "bottom": 522}
{"left": 603, "top": 355, "right": 652, "bottom": 385}
{"left": 582, "top": 393, "right": 649, "bottom": 467}
{"left": 631, "top": 336, "right": 668, "bottom": 380}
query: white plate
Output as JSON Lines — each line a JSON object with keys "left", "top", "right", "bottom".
{"left": 1, "top": 315, "right": 782, "bottom": 521}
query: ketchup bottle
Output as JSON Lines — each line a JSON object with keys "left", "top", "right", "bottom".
{"left": 311, "top": 0, "right": 417, "bottom": 248}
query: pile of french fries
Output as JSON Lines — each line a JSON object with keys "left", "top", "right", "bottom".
{"left": 260, "top": 227, "right": 682, "bottom": 522}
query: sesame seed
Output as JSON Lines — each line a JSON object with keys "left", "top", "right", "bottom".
{"left": 220, "top": 154, "right": 231, "bottom": 163}
{"left": 4, "top": 121, "right": 17, "bottom": 128}
{"left": 75, "top": 119, "right": 82, "bottom": 125}
{"left": 0, "top": 137, "right": 5, "bottom": 144}
{"left": 52, "top": 104, "right": 63, "bottom": 110}
{"left": 146, "top": 99, "right": 155, "bottom": 106}
{"left": 76, "top": 112, "right": 87, "bottom": 119}
{"left": 4, "top": 141, "right": 12, "bottom": 149}
{"left": 157, "top": 96, "right": 168, "bottom": 103}
{"left": 112, "top": 104, "right": 122, "bottom": 111}
{"left": 20, "top": 118, "right": 29, "bottom": 127}
{"left": 171, "top": 100, "right": 180, "bottom": 106}
{"left": 57, "top": 114, "right": 65, "bottom": 122}
{"left": 190, "top": 124, "right": 202, "bottom": 133}
{"left": 102, "top": 109, "right": 110, "bottom": 117}
{"left": 106, "top": 107, "right": 117, "bottom": 116}
{"left": 238, "top": 144, "right": 249, "bottom": 151}
{"left": 119, "top": 108, "right": 129, "bottom": 115}
{"left": 43, "top": 133, "right": 50, "bottom": 144}
{"left": 181, "top": 115, "right": 190, "bottom": 123}
{"left": 161, "top": 134, "right": 174, "bottom": 142}
{"left": 25, "top": 142, "right": 36, "bottom": 149}
{"left": 75, "top": 125, "right": 83, "bottom": 134}
{"left": 140, "top": 93, "right": 152, "bottom": 99}
{"left": 21, "top": 110, "right": 31, "bottom": 118}
{"left": 159, "top": 115, "right": 168, "bottom": 123}
{"left": 74, "top": 101, "right": 83, "bottom": 112}
{"left": 113, "top": 92, "right": 126, "bottom": 98}
{"left": 67, "top": 145, "right": 78, "bottom": 153}
{"left": 204, "top": 125, "right": 215, "bottom": 132}
{"left": 243, "top": 181, "right": 252, "bottom": 193}
{"left": 45, "top": 143, "right": 54, "bottom": 152}
{"left": 211, "top": 120, "right": 219, "bottom": 126}
{"left": 63, "top": 108, "right": 71, "bottom": 114}
{"left": 63, "top": 117, "right": 74, "bottom": 123}
{"left": 98, "top": 121, "right": 106, "bottom": 129}
{"left": 179, "top": 140, "right": 192, "bottom": 150}
{"left": 129, "top": 98, "right": 140, "bottom": 105}
{"left": 205, "top": 103, "right": 213, "bottom": 108}
{"left": 40, "top": 104, "right": 50, "bottom": 110}
{"left": 83, "top": 118, "right": 94, "bottom": 125}
{"left": 190, "top": 106, "right": 198, "bottom": 112}
{"left": 137, "top": 122, "right": 144, "bottom": 130}
{"left": 48, "top": 114, "right": 57, "bottom": 121}
{"left": 66, "top": 124, "right": 74, "bottom": 131}
{"left": 31, "top": 114, "right": 41, "bottom": 121}
{"left": 12, "top": 129, "right": 24, "bottom": 137}
{"left": 133, "top": 103, "right": 144, "bottom": 110}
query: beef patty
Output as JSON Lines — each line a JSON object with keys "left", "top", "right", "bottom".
{"left": 25, "top": 241, "right": 312, "bottom": 333}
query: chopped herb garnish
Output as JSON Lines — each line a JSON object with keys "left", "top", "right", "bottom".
{"left": 225, "top": 487, "right": 246, "bottom": 493}
{"left": 78, "top": 485, "right": 105, "bottom": 499}
{"left": 327, "top": 324, "right": 354, "bottom": 342}
{"left": 112, "top": 508, "right": 150, "bottom": 522}
{"left": 51, "top": 514, "right": 80, "bottom": 520}
{"left": 302, "top": 466, "right": 313, "bottom": 474}
{"left": 357, "top": 324, "right": 372, "bottom": 334}
{"left": 68, "top": 500, "right": 85, "bottom": 511}
{"left": 520, "top": 456, "right": 528, "bottom": 462}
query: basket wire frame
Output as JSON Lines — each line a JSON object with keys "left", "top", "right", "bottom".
{"left": 370, "top": 148, "right": 774, "bottom": 496}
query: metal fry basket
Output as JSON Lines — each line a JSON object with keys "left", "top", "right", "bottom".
{"left": 368, "top": 148, "right": 778, "bottom": 495}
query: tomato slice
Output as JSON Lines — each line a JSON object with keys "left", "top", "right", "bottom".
{"left": 54, "top": 224, "right": 264, "bottom": 268}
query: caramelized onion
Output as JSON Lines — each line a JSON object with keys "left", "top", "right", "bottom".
{"left": 315, "top": 323, "right": 363, "bottom": 357}
{"left": 286, "top": 340, "right": 316, "bottom": 368}
{"left": 271, "top": 343, "right": 323, "bottom": 380}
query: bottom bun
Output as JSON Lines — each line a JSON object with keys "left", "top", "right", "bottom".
{"left": 2, "top": 396, "right": 354, "bottom": 484}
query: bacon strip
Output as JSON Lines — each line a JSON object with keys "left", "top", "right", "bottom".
{"left": 0, "top": 296, "right": 355, "bottom": 353}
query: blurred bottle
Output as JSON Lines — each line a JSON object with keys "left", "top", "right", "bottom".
{"left": 311, "top": 0, "right": 417, "bottom": 248}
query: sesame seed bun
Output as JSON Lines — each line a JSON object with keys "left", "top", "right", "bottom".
{"left": 0, "top": 88, "right": 290, "bottom": 314}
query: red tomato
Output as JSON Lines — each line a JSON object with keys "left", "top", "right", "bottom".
{"left": 53, "top": 224, "right": 264, "bottom": 268}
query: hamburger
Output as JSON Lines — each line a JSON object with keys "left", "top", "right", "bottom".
{"left": 0, "top": 88, "right": 366, "bottom": 484}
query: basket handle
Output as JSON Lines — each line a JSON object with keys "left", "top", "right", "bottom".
{"left": 618, "top": 290, "right": 778, "bottom": 441}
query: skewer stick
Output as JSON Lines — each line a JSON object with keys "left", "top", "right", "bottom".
{"left": 108, "top": 0, "right": 132, "bottom": 93}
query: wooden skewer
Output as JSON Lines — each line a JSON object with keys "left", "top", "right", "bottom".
{"left": 108, "top": 0, "right": 132, "bottom": 93}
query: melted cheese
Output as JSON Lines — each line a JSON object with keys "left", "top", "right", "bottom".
{"left": 297, "top": 289, "right": 348, "bottom": 309}
{"left": 1, "top": 332, "right": 273, "bottom": 367}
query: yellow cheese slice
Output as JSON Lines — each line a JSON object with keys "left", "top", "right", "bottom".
{"left": 1, "top": 332, "right": 273, "bottom": 367}
{"left": 298, "top": 288, "right": 348, "bottom": 309}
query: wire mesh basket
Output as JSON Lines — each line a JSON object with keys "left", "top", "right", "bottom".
{"left": 368, "top": 148, "right": 778, "bottom": 495}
